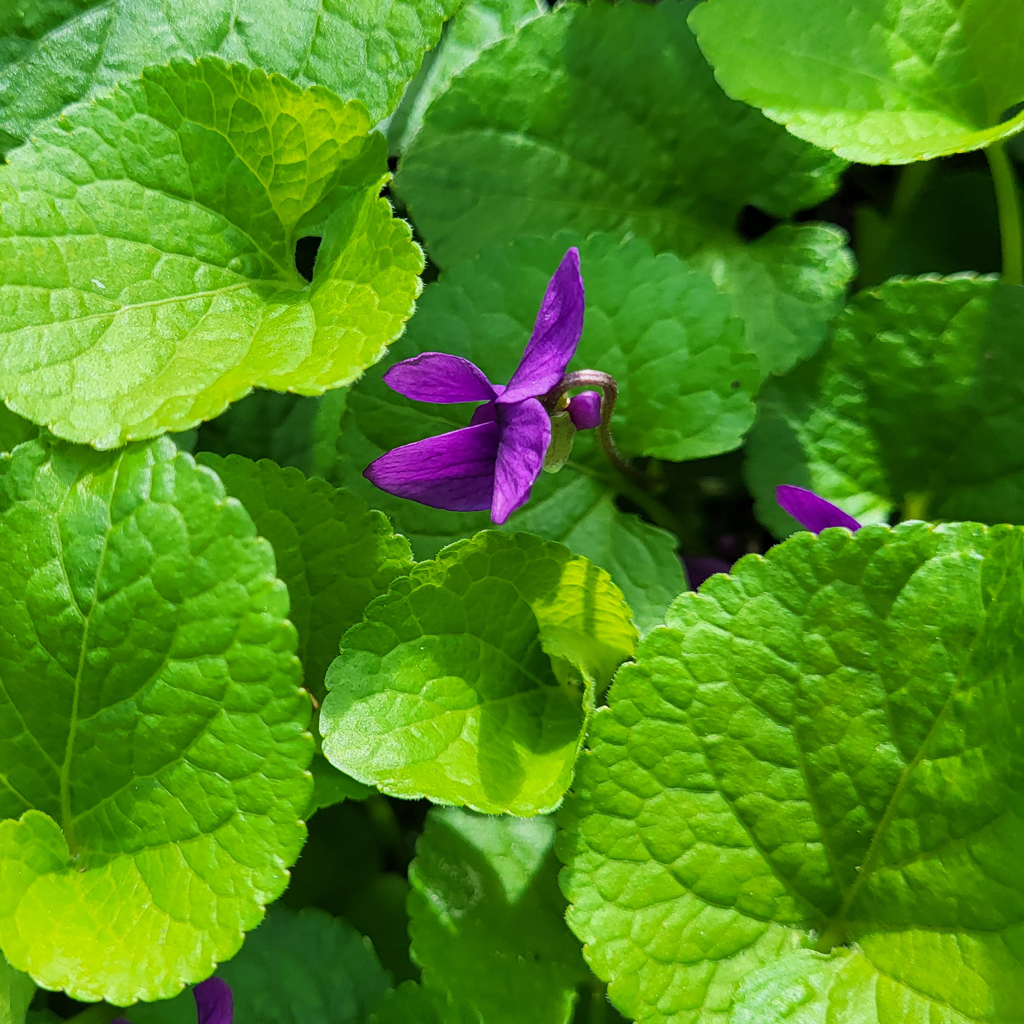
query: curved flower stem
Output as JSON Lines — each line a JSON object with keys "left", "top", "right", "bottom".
{"left": 541, "top": 370, "right": 647, "bottom": 485}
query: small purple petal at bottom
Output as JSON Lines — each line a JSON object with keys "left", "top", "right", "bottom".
{"left": 683, "top": 556, "right": 733, "bottom": 590}
{"left": 194, "top": 978, "right": 233, "bottom": 1024}
{"left": 383, "top": 352, "right": 497, "bottom": 403}
{"left": 492, "top": 398, "right": 552, "bottom": 524}
{"left": 365, "top": 422, "right": 499, "bottom": 511}
{"left": 776, "top": 485, "right": 861, "bottom": 534}
{"left": 567, "top": 391, "right": 602, "bottom": 430}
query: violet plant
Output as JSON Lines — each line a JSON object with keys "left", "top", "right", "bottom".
{"left": 0, "top": 2, "right": 1021, "bottom": 1024}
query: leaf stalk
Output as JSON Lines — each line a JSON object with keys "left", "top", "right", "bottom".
{"left": 986, "top": 141, "right": 1024, "bottom": 287}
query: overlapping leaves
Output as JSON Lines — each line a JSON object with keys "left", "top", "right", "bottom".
{"left": 197, "top": 454, "right": 413, "bottom": 698}
{"left": 409, "top": 808, "right": 586, "bottom": 1024}
{"left": 125, "top": 907, "right": 388, "bottom": 1024}
{"left": 0, "top": 58, "right": 423, "bottom": 448}
{"left": 690, "top": 0, "right": 1024, "bottom": 163}
{"left": 745, "top": 276, "right": 1024, "bottom": 536}
{"left": 0, "top": 437, "right": 312, "bottom": 1003}
{"left": 320, "top": 531, "right": 636, "bottom": 816}
{"left": 395, "top": 0, "right": 852, "bottom": 375}
{"left": 387, "top": 0, "right": 547, "bottom": 154}
{"left": 0, "top": 0, "right": 461, "bottom": 149}
{"left": 560, "top": 522, "right": 1024, "bottom": 1024}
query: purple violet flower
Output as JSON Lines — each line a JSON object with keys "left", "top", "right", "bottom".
{"left": 776, "top": 485, "right": 862, "bottom": 533}
{"left": 114, "top": 978, "right": 232, "bottom": 1024}
{"left": 364, "top": 248, "right": 586, "bottom": 524}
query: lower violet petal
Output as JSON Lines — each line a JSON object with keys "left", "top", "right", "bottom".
{"left": 776, "top": 485, "right": 862, "bottom": 534}
{"left": 365, "top": 422, "right": 499, "bottom": 512}
{"left": 491, "top": 398, "right": 552, "bottom": 524}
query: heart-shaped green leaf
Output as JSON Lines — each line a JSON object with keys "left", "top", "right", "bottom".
{"left": 560, "top": 522, "right": 1024, "bottom": 1024}
{"left": 0, "top": 57, "right": 423, "bottom": 448}
{"left": 0, "top": 436, "right": 312, "bottom": 1003}
{"left": 320, "top": 531, "right": 637, "bottom": 816}
{"left": 394, "top": 0, "right": 851, "bottom": 376}
{"left": 690, "top": 0, "right": 1024, "bottom": 163}
{"left": 0, "top": 0, "right": 461, "bottom": 149}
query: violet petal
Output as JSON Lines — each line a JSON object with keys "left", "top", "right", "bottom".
{"left": 491, "top": 398, "right": 551, "bottom": 524}
{"left": 498, "top": 248, "right": 585, "bottom": 404}
{"left": 365, "top": 422, "right": 499, "bottom": 511}
{"left": 470, "top": 401, "right": 497, "bottom": 426}
{"left": 384, "top": 353, "right": 497, "bottom": 403}
{"left": 567, "top": 391, "right": 602, "bottom": 430}
{"left": 776, "top": 485, "right": 861, "bottom": 534}
{"left": 469, "top": 386, "right": 505, "bottom": 426}
{"left": 194, "top": 979, "right": 233, "bottom": 1024}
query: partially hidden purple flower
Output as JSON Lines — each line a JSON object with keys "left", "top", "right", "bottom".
{"left": 364, "top": 248, "right": 586, "bottom": 525}
{"left": 114, "top": 979, "right": 232, "bottom": 1024}
{"left": 683, "top": 556, "right": 733, "bottom": 589}
{"left": 776, "top": 485, "right": 861, "bottom": 533}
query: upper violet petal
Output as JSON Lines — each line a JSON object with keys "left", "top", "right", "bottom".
{"left": 776, "top": 485, "right": 862, "bottom": 534}
{"left": 567, "top": 391, "right": 602, "bottom": 430}
{"left": 365, "top": 422, "right": 499, "bottom": 511}
{"left": 384, "top": 352, "right": 497, "bottom": 403}
{"left": 498, "top": 248, "right": 585, "bottom": 404}
{"left": 491, "top": 398, "right": 551, "bottom": 524}
{"left": 194, "top": 979, "right": 233, "bottom": 1024}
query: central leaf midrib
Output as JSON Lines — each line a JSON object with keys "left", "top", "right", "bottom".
{"left": 820, "top": 551, "right": 1005, "bottom": 938}
{"left": 58, "top": 459, "right": 120, "bottom": 855}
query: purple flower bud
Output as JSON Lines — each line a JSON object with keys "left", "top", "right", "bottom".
{"left": 567, "top": 391, "right": 602, "bottom": 430}
{"left": 776, "top": 485, "right": 861, "bottom": 534}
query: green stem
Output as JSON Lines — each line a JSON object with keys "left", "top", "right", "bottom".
{"left": 986, "top": 141, "right": 1024, "bottom": 286}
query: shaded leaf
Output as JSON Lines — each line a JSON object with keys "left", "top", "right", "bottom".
{"left": 124, "top": 907, "right": 388, "bottom": 1024}
{"left": 409, "top": 808, "right": 586, "bottom": 1024}
{"left": 370, "top": 983, "right": 483, "bottom": 1024}
{"left": 744, "top": 276, "right": 1024, "bottom": 536}
{"left": 196, "top": 454, "right": 413, "bottom": 698}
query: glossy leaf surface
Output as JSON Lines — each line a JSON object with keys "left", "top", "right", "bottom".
{"left": 690, "top": 0, "right": 1024, "bottom": 163}
{"left": 0, "top": 437, "right": 312, "bottom": 1003}
{"left": 321, "top": 531, "right": 636, "bottom": 815}
{"left": 561, "top": 522, "right": 1024, "bottom": 1024}
{"left": 0, "top": 59, "right": 422, "bottom": 447}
